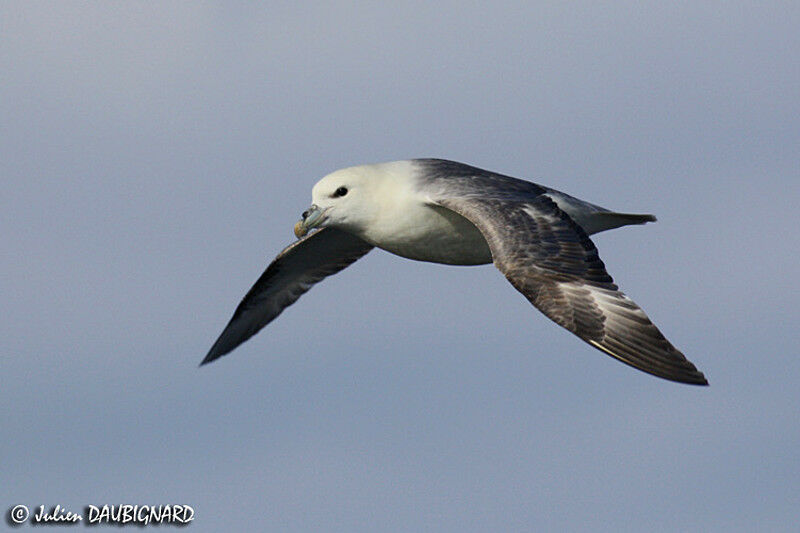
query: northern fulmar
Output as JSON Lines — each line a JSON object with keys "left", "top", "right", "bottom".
{"left": 203, "top": 159, "right": 707, "bottom": 385}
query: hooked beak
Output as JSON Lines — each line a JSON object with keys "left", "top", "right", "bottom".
{"left": 293, "top": 204, "right": 326, "bottom": 238}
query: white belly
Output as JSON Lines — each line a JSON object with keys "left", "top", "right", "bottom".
{"left": 361, "top": 204, "right": 492, "bottom": 265}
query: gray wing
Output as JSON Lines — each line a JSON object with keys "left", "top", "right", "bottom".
{"left": 202, "top": 228, "right": 373, "bottom": 365}
{"left": 435, "top": 194, "right": 707, "bottom": 385}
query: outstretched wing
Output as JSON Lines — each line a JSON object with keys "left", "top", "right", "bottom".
{"left": 435, "top": 194, "right": 707, "bottom": 385}
{"left": 202, "top": 228, "right": 373, "bottom": 365}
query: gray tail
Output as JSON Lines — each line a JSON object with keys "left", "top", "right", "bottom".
{"left": 590, "top": 212, "right": 657, "bottom": 233}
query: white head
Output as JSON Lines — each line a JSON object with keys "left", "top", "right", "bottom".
{"left": 294, "top": 161, "right": 414, "bottom": 238}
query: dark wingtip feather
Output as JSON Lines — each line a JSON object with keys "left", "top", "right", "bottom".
{"left": 199, "top": 347, "right": 222, "bottom": 367}
{"left": 588, "top": 339, "right": 708, "bottom": 386}
{"left": 685, "top": 367, "right": 709, "bottom": 386}
{"left": 670, "top": 369, "right": 708, "bottom": 386}
{"left": 199, "top": 333, "right": 236, "bottom": 366}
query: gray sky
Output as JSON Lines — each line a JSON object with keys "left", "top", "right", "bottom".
{"left": 2, "top": 1, "right": 799, "bottom": 531}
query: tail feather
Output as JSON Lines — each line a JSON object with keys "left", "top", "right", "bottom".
{"left": 541, "top": 190, "right": 656, "bottom": 235}
{"left": 597, "top": 211, "right": 656, "bottom": 225}
{"left": 580, "top": 211, "right": 655, "bottom": 234}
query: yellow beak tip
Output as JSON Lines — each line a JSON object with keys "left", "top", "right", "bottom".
{"left": 293, "top": 220, "right": 308, "bottom": 238}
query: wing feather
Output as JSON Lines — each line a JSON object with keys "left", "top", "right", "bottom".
{"left": 202, "top": 228, "right": 373, "bottom": 365}
{"left": 436, "top": 195, "right": 707, "bottom": 385}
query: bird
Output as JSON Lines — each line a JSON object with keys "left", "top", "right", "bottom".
{"left": 202, "top": 159, "right": 707, "bottom": 385}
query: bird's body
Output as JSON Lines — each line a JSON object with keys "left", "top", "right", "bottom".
{"left": 370, "top": 202, "right": 493, "bottom": 265}
{"left": 204, "top": 159, "right": 707, "bottom": 385}
{"left": 306, "top": 159, "right": 648, "bottom": 264}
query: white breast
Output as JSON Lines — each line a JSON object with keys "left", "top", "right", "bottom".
{"left": 361, "top": 202, "right": 492, "bottom": 265}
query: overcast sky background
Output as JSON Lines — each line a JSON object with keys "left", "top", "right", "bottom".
{"left": 2, "top": 2, "right": 799, "bottom": 531}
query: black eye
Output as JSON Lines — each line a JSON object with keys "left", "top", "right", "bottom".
{"left": 333, "top": 186, "right": 348, "bottom": 198}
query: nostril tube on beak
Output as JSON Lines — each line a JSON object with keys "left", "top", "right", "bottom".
{"left": 301, "top": 210, "right": 309, "bottom": 220}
